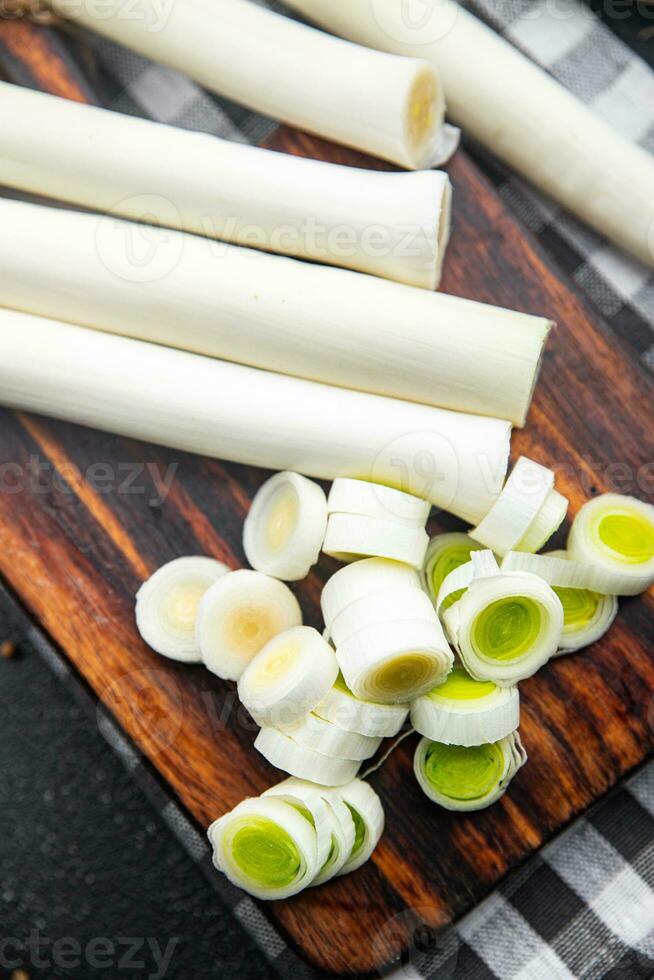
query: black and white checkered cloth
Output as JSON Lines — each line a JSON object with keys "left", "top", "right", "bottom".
{"left": 57, "top": 3, "right": 654, "bottom": 977}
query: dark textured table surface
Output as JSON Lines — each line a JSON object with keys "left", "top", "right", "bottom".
{"left": 0, "top": 6, "right": 652, "bottom": 980}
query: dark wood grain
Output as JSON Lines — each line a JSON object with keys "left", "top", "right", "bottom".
{"left": 0, "top": 29, "right": 653, "bottom": 977}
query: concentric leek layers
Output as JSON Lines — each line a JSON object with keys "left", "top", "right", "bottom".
{"left": 237, "top": 626, "right": 338, "bottom": 729}
{"left": 0, "top": 198, "right": 551, "bottom": 428}
{"left": 470, "top": 457, "right": 567, "bottom": 557}
{"left": 414, "top": 732, "right": 527, "bottom": 811}
{"left": 336, "top": 619, "right": 453, "bottom": 704}
{"left": 208, "top": 796, "right": 319, "bottom": 900}
{"left": 209, "top": 777, "right": 384, "bottom": 897}
{"left": 135, "top": 556, "right": 229, "bottom": 663}
{"left": 421, "top": 533, "right": 486, "bottom": 608}
{"left": 503, "top": 550, "right": 618, "bottom": 654}
{"left": 442, "top": 556, "right": 563, "bottom": 685}
{"left": 314, "top": 673, "right": 409, "bottom": 738}
{"left": 51, "top": 0, "right": 457, "bottom": 171}
{"left": 196, "top": 570, "right": 302, "bottom": 681}
{"left": 0, "top": 310, "right": 512, "bottom": 526}
{"left": 0, "top": 80, "right": 452, "bottom": 288}
{"left": 567, "top": 494, "right": 654, "bottom": 596}
{"left": 243, "top": 471, "right": 327, "bottom": 581}
{"left": 411, "top": 666, "right": 520, "bottom": 746}
{"left": 262, "top": 777, "right": 355, "bottom": 884}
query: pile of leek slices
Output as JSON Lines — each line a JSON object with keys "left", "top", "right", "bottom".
{"left": 135, "top": 465, "right": 654, "bottom": 900}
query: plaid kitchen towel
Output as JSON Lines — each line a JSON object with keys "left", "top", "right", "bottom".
{"left": 78, "top": 0, "right": 654, "bottom": 375}
{"left": 44, "top": 3, "right": 654, "bottom": 978}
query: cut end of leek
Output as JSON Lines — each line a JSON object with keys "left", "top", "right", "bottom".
{"left": 444, "top": 566, "right": 563, "bottom": 685}
{"left": 135, "top": 556, "right": 229, "bottom": 662}
{"left": 238, "top": 625, "right": 338, "bottom": 728}
{"left": 421, "top": 532, "right": 486, "bottom": 608}
{"left": 411, "top": 666, "right": 520, "bottom": 746}
{"left": 502, "top": 549, "right": 619, "bottom": 653}
{"left": 337, "top": 617, "right": 453, "bottom": 704}
{"left": 568, "top": 494, "right": 654, "bottom": 595}
{"left": 243, "top": 471, "right": 327, "bottom": 581}
{"left": 414, "top": 731, "right": 526, "bottom": 811}
{"left": 197, "top": 570, "right": 302, "bottom": 681}
{"left": 208, "top": 796, "right": 318, "bottom": 900}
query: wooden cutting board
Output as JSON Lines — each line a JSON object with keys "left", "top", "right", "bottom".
{"left": 1, "top": 22, "right": 653, "bottom": 977}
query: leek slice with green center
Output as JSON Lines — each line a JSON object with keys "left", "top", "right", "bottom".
{"left": 411, "top": 665, "right": 519, "bottom": 745}
{"left": 414, "top": 731, "right": 526, "bottom": 811}
{"left": 443, "top": 553, "right": 562, "bottom": 685}
{"left": 501, "top": 549, "right": 618, "bottom": 653}
{"left": 567, "top": 494, "right": 654, "bottom": 595}
{"left": 208, "top": 796, "right": 319, "bottom": 899}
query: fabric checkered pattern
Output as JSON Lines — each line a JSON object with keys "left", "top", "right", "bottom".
{"left": 56, "top": 3, "right": 654, "bottom": 977}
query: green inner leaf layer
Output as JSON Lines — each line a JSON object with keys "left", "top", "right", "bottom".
{"left": 596, "top": 512, "right": 654, "bottom": 565}
{"left": 472, "top": 596, "right": 543, "bottom": 661}
{"left": 231, "top": 817, "right": 302, "bottom": 888}
{"left": 423, "top": 741, "right": 504, "bottom": 802}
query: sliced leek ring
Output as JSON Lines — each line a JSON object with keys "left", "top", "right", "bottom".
{"left": 421, "top": 532, "right": 486, "bottom": 607}
{"left": 470, "top": 457, "right": 567, "bottom": 557}
{"left": 335, "top": 779, "right": 385, "bottom": 875}
{"left": 314, "top": 673, "right": 409, "bottom": 737}
{"left": 208, "top": 795, "right": 319, "bottom": 900}
{"left": 135, "top": 556, "right": 229, "bottom": 662}
{"left": 330, "top": 587, "right": 438, "bottom": 647}
{"left": 323, "top": 514, "right": 429, "bottom": 568}
{"left": 262, "top": 777, "right": 355, "bottom": 884}
{"left": 197, "top": 570, "right": 302, "bottom": 681}
{"left": 321, "top": 557, "right": 421, "bottom": 630}
{"left": 237, "top": 625, "right": 338, "bottom": 729}
{"left": 502, "top": 549, "right": 618, "bottom": 654}
{"left": 243, "top": 471, "right": 327, "bottom": 581}
{"left": 283, "top": 712, "right": 382, "bottom": 761}
{"left": 336, "top": 618, "right": 453, "bottom": 704}
{"left": 414, "top": 731, "right": 526, "bottom": 811}
{"left": 516, "top": 490, "right": 568, "bottom": 553}
{"left": 567, "top": 494, "right": 654, "bottom": 596}
{"left": 443, "top": 560, "right": 563, "bottom": 685}
{"left": 327, "top": 478, "right": 430, "bottom": 527}
{"left": 410, "top": 666, "right": 519, "bottom": 746}
{"left": 254, "top": 727, "right": 360, "bottom": 786}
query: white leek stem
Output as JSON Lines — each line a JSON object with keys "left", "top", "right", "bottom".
{"left": 0, "top": 81, "right": 452, "bottom": 289}
{"left": 50, "top": 0, "right": 458, "bottom": 170}
{"left": 0, "top": 197, "right": 550, "bottom": 427}
{"left": 284, "top": 0, "right": 654, "bottom": 267}
{"left": 0, "top": 310, "right": 512, "bottom": 525}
